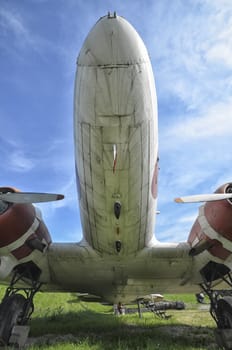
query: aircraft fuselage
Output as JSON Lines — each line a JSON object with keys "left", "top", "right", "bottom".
{"left": 74, "top": 14, "right": 159, "bottom": 255}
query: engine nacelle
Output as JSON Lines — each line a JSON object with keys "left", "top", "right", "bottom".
{"left": 188, "top": 183, "right": 232, "bottom": 281}
{"left": 0, "top": 187, "right": 52, "bottom": 280}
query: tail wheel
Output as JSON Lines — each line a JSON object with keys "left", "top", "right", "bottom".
{"left": 0, "top": 294, "right": 26, "bottom": 346}
{"left": 217, "top": 296, "right": 232, "bottom": 329}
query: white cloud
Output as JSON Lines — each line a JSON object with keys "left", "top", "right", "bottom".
{"left": 0, "top": 8, "right": 27, "bottom": 36}
{"left": 9, "top": 150, "right": 35, "bottom": 172}
{"left": 178, "top": 214, "right": 198, "bottom": 224}
{"left": 148, "top": 1, "right": 232, "bottom": 112}
{"left": 206, "top": 44, "right": 232, "bottom": 68}
{"left": 156, "top": 215, "right": 195, "bottom": 242}
{"left": 0, "top": 6, "right": 67, "bottom": 63}
{"left": 0, "top": 8, "right": 34, "bottom": 50}
{"left": 165, "top": 99, "right": 232, "bottom": 143}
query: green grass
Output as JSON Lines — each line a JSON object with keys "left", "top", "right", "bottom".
{"left": 0, "top": 287, "right": 218, "bottom": 349}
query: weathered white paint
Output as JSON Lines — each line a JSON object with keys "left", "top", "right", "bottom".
{"left": 74, "top": 15, "right": 158, "bottom": 255}
{"left": 46, "top": 242, "right": 193, "bottom": 303}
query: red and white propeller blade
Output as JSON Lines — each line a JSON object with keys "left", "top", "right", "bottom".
{"left": 175, "top": 193, "right": 232, "bottom": 203}
{"left": 0, "top": 192, "right": 64, "bottom": 204}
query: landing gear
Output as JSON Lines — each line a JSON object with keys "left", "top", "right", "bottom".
{"left": 217, "top": 297, "right": 232, "bottom": 328}
{"left": 200, "top": 262, "right": 232, "bottom": 349}
{"left": 0, "top": 262, "right": 42, "bottom": 347}
{"left": 0, "top": 294, "right": 27, "bottom": 346}
{"left": 213, "top": 296, "right": 232, "bottom": 350}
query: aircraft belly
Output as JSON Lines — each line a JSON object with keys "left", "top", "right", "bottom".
{"left": 74, "top": 63, "right": 158, "bottom": 255}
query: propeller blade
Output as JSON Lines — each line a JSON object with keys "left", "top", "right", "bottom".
{"left": 175, "top": 193, "right": 232, "bottom": 203}
{"left": 0, "top": 192, "right": 64, "bottom": 204}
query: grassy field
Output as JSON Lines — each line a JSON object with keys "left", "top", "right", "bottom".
{"left": 0, "top": 288, "right": 218, "bottom": 349}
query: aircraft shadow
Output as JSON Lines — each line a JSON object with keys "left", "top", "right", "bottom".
{"left": 28, "top": 309, "right": 217, "bottom": 349}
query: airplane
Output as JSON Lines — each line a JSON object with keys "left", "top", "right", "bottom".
{"left": 0, "top": 12, "right": 232, "bottom": 349}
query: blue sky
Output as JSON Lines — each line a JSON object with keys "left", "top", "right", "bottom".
{"left": 1, "top": 0, "right": 232, "bottom": 243}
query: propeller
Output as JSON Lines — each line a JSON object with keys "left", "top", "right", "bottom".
{"left": 175, "top": 193, "right": 232, "bottom": 203}
{"left": 0, "top": 192, "right": 64, "bottom": 204}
